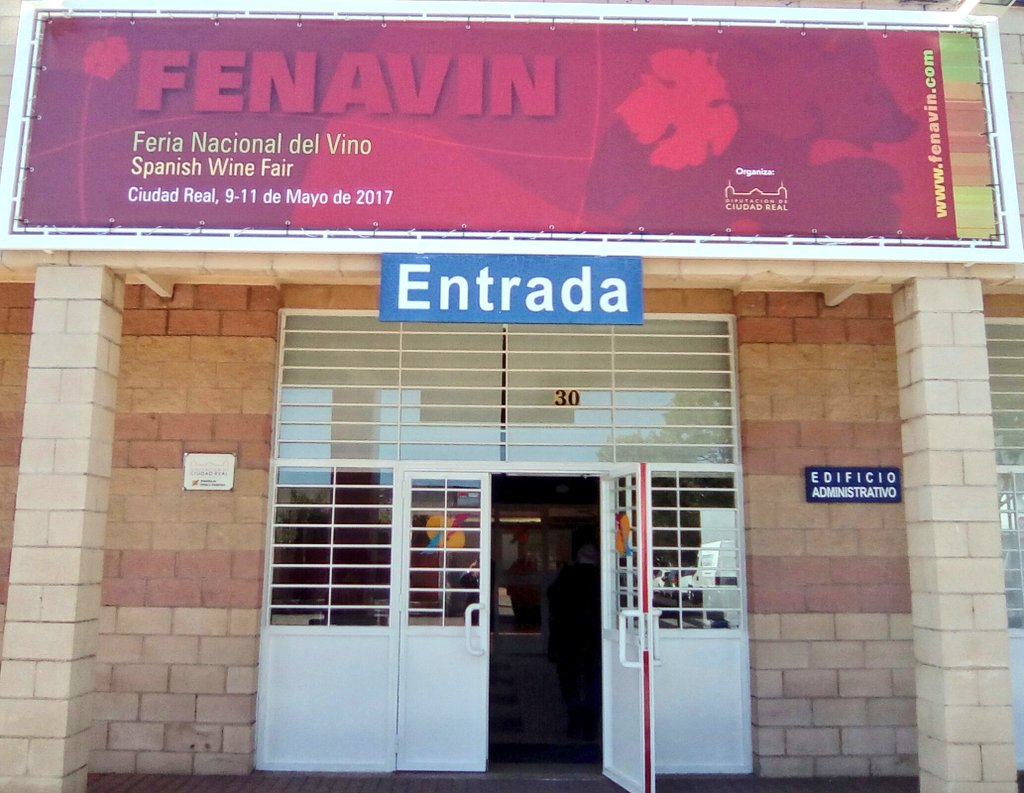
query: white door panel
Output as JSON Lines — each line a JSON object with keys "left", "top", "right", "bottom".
{"left": 602, "top": 464, "right": 656, "bottom": 793}
{"left": 398, "top": 626, "right": 489, "bottom": 770}
{"left": 257, "top": 631, "right": 395, "bottom": 771}
{"left": 654, "top": 635, "right": 752, "bottom": 773}
{"left": 396, "top": 473, "right": 491, "bottom": 771}
{"left": 603, "top": 618, "right": 648, "bottom": 792}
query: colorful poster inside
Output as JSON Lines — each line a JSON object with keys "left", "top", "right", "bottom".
{"left": 13, "top": 14, "right": 1000, "bottom": 244}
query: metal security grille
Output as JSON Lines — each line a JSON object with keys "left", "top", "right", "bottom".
{"left": 269, "top": 466, "right": 394, "bottom": 626}
{"left": 999, "top": 472, "right": 1024, "bottom": 629}
{"left": 651, "top": 471, "right": 741, "bottom": 629}
{"left": 613, "top": 470, "right": 641, "bottom": 615}
{"left": 272, "top": 313, "right": 742, "bottom": 632}
{"left": 989, "top": 322, "right": 1024, "bottom": 467}
{"left": 990, "top": 322, "right": 1024, "bottom": 629}
{"left": 277, "top": 315, "right": 735, "bottom": 465}
{"left": 612, "top": 470, "right": 742, "bottom": 630}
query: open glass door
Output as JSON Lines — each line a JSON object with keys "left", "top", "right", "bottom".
{"left": 396, "top": 473, "right": 491, "bottom": 771}
{"left": 602, "top": 463, "right": 656, "bottom": 793}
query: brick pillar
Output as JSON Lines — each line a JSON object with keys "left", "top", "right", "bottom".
{"left": 0, "top": 266, "right": 124, "bottom": 793}
{"left": 893, "top": 278, "right": 1016, "bottom": 793}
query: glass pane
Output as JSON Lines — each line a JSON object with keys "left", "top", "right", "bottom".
{"left": 270, "top": 467, "right": 395, "bottom": 627}
{"left": 402, "top": 443, "right": 502, "bottom": 462}
{"left": 275, "top": 506, "right": 332, "bottom": 525}
{"left": 277, "top": 315, "right": 737, "bottom": 465}
{"left": 616, "top": 371, "right": 731, "bottom": 390}
{"left": 402, "top": 333, "right": 502, "bottom": 352}
{"left": 621, "top": 336, "right": 730, "bottom": 354}
{"left": 275, "top": 525, "right": 330, "bottom": 545}
{"left": 506, "top": 350, "right": 613, "bottom": 371}
{"left": 284, "top": 349, "right": 402, "bottom": 368}
{"left": 282, "top": 368, "right": 400, "bottom": 387}
{"left": 403, "top": 368, "right": 503, "bottom": 387}
{"left": 407, "top": 478, "right": 483, "bottom": 628}
{"left": 507, "top": 370, "right": 614, "bottom": 389}
{"left": 614, "top": 408, "right": 734, "bottom": 427}
{"left": 617, "top": 444, "right": 734, "bottom": 465}
{"left": 333, "top": 526, "right": 391, "bottom": 545}
{"left": 505, "top": 444, "right": 611, "bottom": 463}
{"left": 273, "top": 567, "right": 329, "bottom": 585}
{"left": 645, "top": 470, "right": 742, "bottom": 631}
{"left": 616, "top": 352, "right": 731, "bottom": 372}
{"left": 507, "top": 330, "right": 612, "bottom": 353}
{"left": 618, "top": 390, "right": 732, "bottom": 408}
{"left": 506, "top": 426, "right": 615, "bottom": 446}
{"left": 277, "top": 486, "right": 331, "bottom": 505}
{"left": 274, "top": 547, "right": 330, "bottom": 565}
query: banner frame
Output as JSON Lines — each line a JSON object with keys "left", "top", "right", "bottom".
{"left": 1, "top": 0, "right": 1019, "bottom": 263}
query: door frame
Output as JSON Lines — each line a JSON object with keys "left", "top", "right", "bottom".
{"left": 256, "top": 459, "right": 748, "bottom": 774}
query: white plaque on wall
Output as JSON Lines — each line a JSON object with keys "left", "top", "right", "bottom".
{"left": 183, "top": 453, "right": 236, "bottom": 491}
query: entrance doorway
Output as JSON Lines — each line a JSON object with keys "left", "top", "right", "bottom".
{"left": 257, "top": 461, "right": 749, "bottom": 787}
{"left": 259, "top": 315, "right": 750, "bottom": 783}
{"left": 489, "top": 474, "right": 602, "bottom": 765}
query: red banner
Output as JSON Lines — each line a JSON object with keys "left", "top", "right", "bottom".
{"left": 16, "top": 14, "right": 983, "bottom": 242}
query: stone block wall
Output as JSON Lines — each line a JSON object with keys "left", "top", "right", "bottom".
{"left": 739, "top": 291, "right": 916, "bottom": 776}
{"left": 91, "top": 284, "right": 276, "bottom": 775}
{"left": 0, "top": 280, "right": 1007, "bottom": 777}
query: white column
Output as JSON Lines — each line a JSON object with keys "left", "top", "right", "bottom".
{"left": 894, "top": 278, "right": 1016, "bottom": 793}
{"left": 0, "top": 266, "right": 123, "bottom": 793}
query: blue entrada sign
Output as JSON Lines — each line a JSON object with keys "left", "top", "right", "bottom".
{"left": 805, "top": 466, "right": 902, "bottom": 503}
{"left": 379, "top": 254, "right": 643, "bottom": 324}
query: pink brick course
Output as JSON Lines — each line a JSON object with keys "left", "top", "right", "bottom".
{"left": 194, "top": 286, "right": 250, "bottom": 311}
{"left": 102, "top": 551, "right": 264, "bottom": 609}
{"left": 126, "top": 441, "right": 184, "bottom": 469}
{"left": 123, "top": 310, "right": 168, "bottom": 336}
{"left": 221, "top": 311, "right": 278, "bottom": 337}
{"left": 738, "top": 317, "right": 795, "bottom": 344}
{"left": 767, "top": 293, "right": 820, "bottom": 318}
{"left": 743, "top": 420, "right": 902, "bottom": 477}
{"left": 794, "top": 318, "right": 846, "bottom": 344}
{"left": 735, "top": 292, "right": 768, "bottom": 317}
{"left": 168, "top": 311, "right": 221, "bottom": 337}
{"left": 123, "top": 285, "right": 280, "bottom": 339}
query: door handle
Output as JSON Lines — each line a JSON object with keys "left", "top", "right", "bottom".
{"left": 618, "top": 608, "right": 643, "bottom": 669}
{"left": 464, "top": 603, "right": 485, "bottom": 656}
{"left": 649, "top": 609, "right": 663, "bottom": 666}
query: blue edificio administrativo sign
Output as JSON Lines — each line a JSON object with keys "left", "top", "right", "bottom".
{"left": 805, "top": 466, "right": 902, "bottom": 503}
{"left": 379, "top": 254, "right": 643, "bottom": 324}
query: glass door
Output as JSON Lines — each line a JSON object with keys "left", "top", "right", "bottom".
{"left": 602, "top": 463, "right": 657, "bottom": 793}
{"left": 256, "top": 465, "right": 398, "bottom": 772}
{"left": 396, "top": 473, "right": 491, "bottom": 771}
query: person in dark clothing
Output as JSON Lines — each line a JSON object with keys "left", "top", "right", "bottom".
{"left": 547, "top": 543, "right": 602, "bottom": 740}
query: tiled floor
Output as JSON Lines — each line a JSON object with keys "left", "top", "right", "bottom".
{"left": 86, "top": 771, "right": 924, "bottom": 793}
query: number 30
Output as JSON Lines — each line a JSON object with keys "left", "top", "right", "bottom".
{"left": 554, "top": 389, "right": 581, "bottom": 406}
